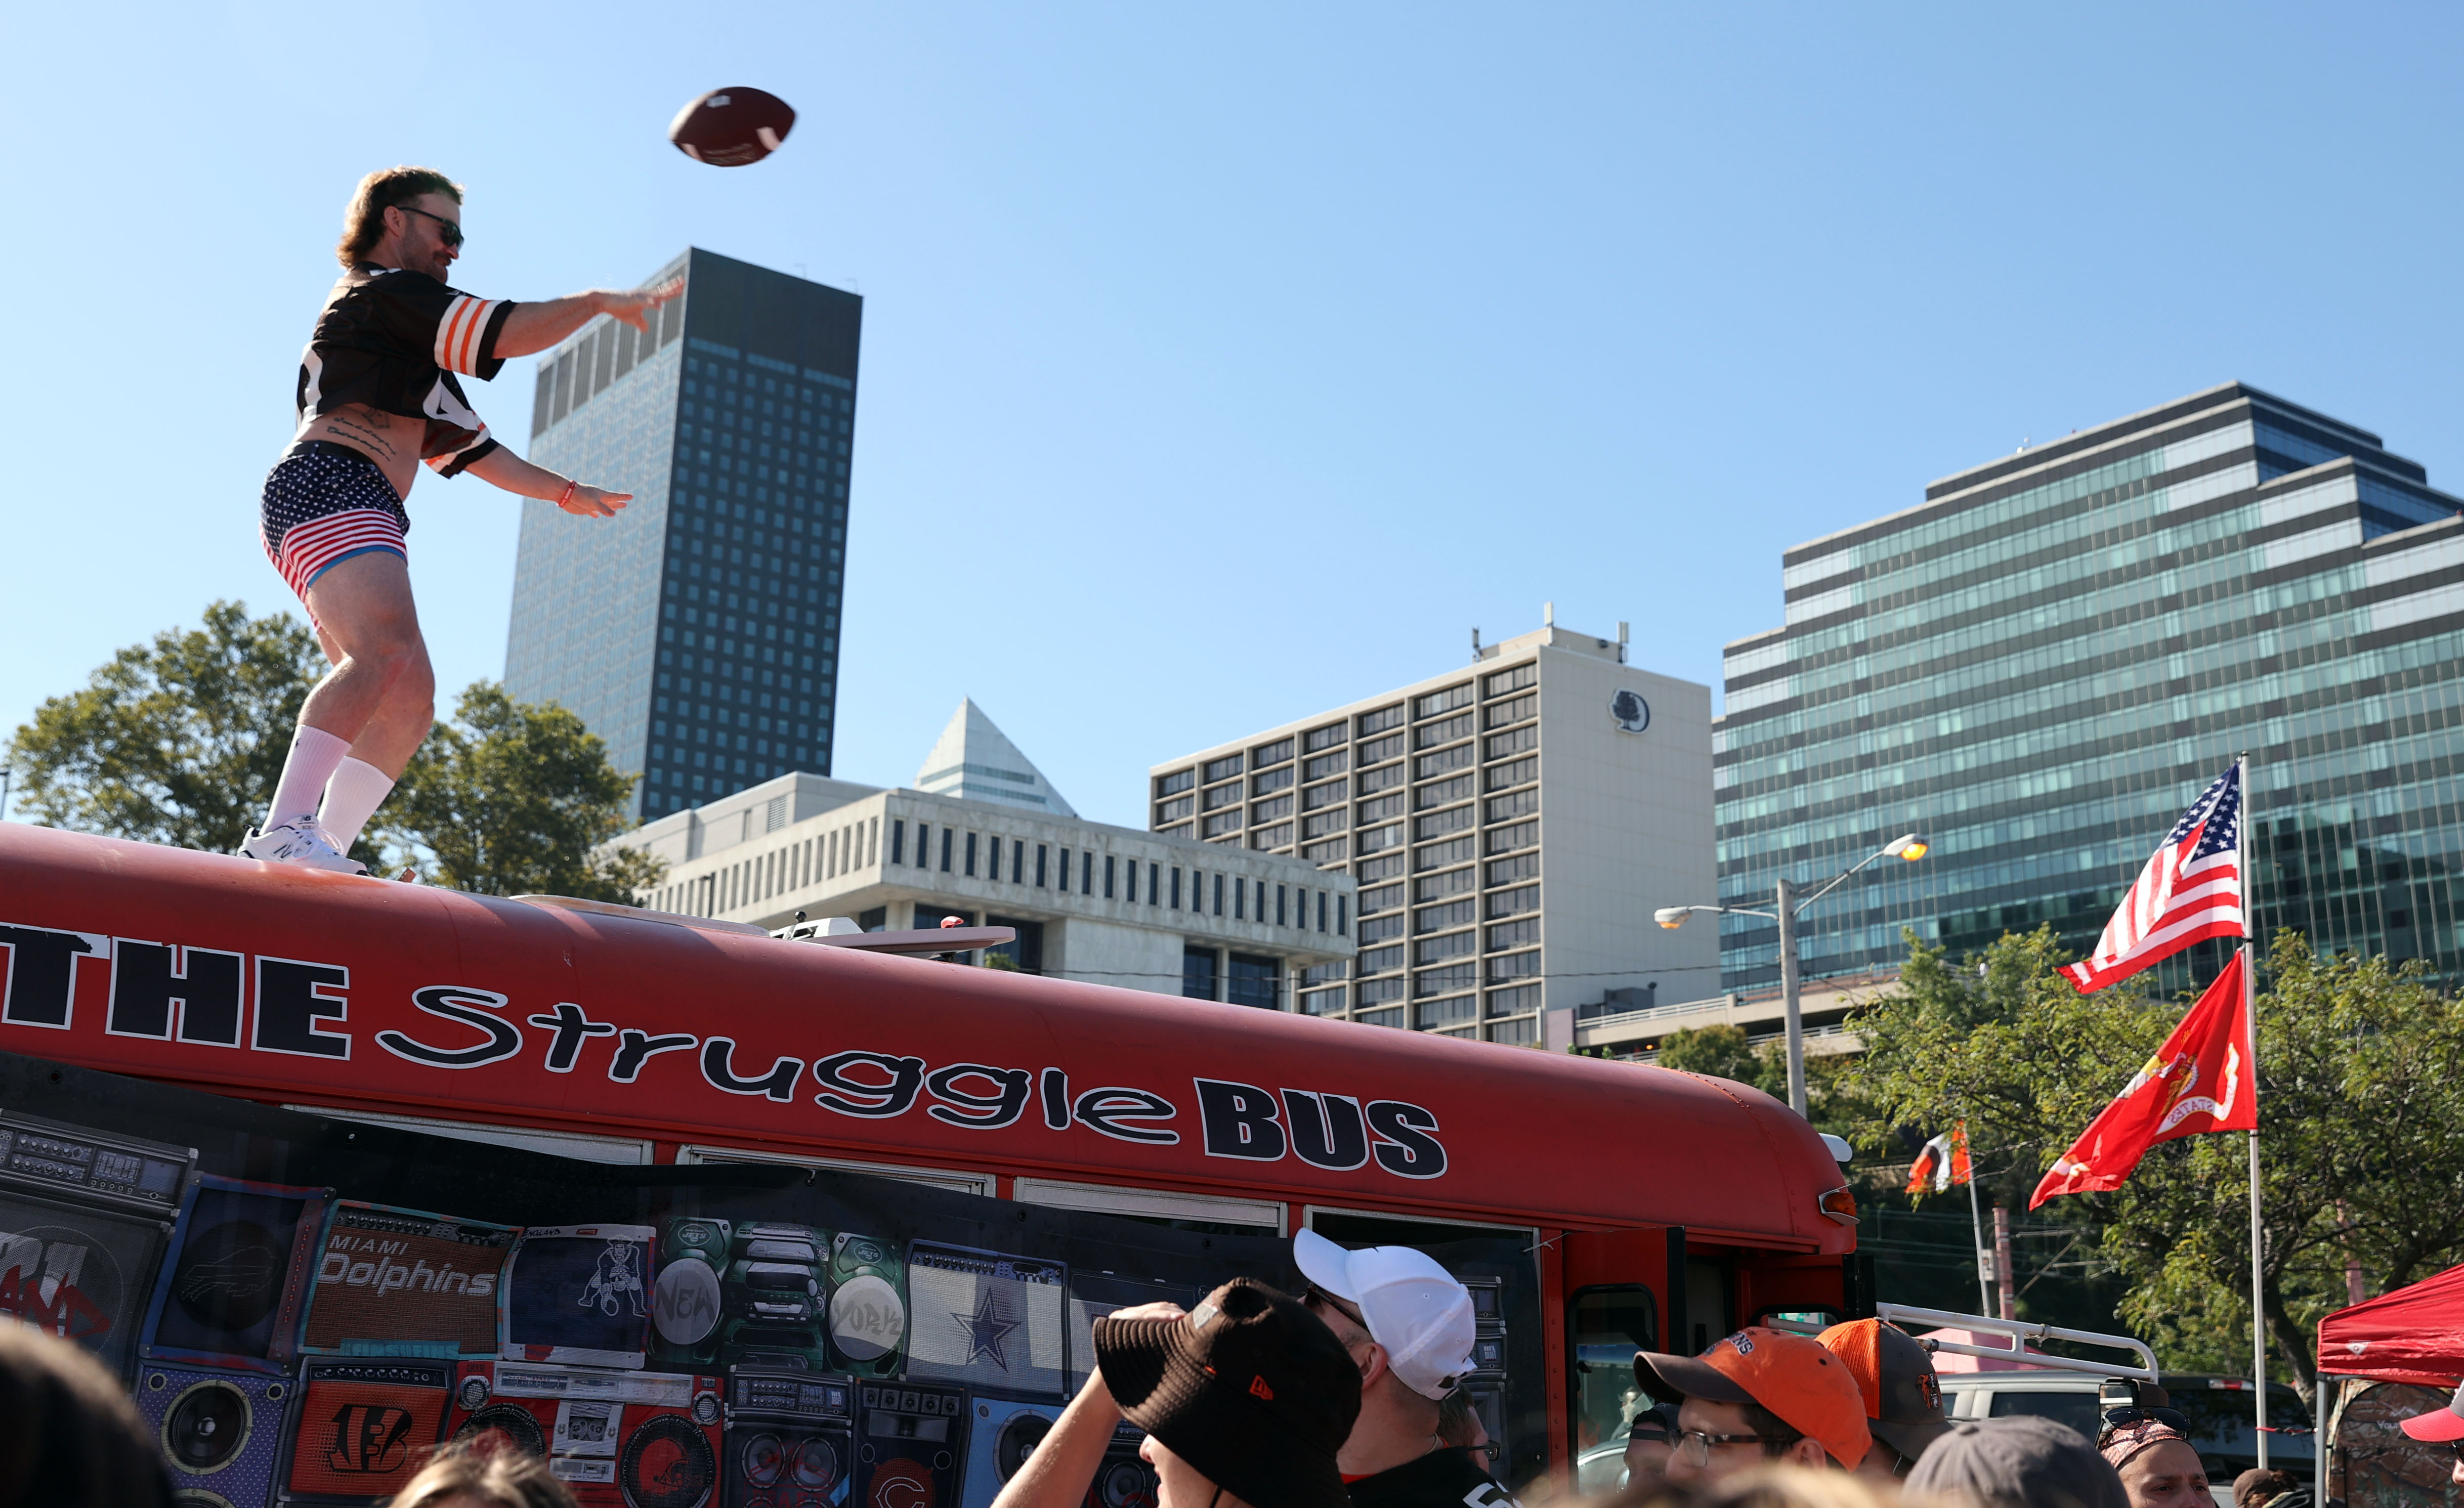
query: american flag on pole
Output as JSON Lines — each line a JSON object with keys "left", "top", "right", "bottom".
{"left": 2062, "top": 762, "right": 2246, "bottom": 994}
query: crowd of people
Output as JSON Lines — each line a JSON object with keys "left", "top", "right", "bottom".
{"left": 6, "top": 1229, "right": 2456, "bottom": 1508}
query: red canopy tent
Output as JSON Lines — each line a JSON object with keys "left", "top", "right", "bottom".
{"left": 2318, "top": 1263, "right": 2464, "bottom": 1390}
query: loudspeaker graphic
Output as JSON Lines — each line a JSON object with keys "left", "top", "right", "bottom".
{"left": 726, "top": 1366, "right": 854, "bottom": 1508}
{"left": 277, "top": 1356, "right": 454, "bottom": 1504}
{"left": 1082, "top": 1425, "right": 1158, "bottom": 1508}
{"left": 144, "top": 1175, "right": 333, "bottom": 1373}
{"left": 854, "top": 1383, "right": 968, "bottom": 1508}
{"left": 502, "top": 1225, "right": 655, "bottom": 1369}
{"left": 447, "top": 1359, "right": 724, "bottom": 1508}
{"left": 823, "top": 1235, "right": 904, "bottom": 1380}
{"left": 959, "top": 1399, "right": 1059, "bottom": 1508}
{"left": 0, "top": 1109, "right": 195, "bottom": 1381}
{"left": 300, "top": 1202, "right": 513, "bottom": 1357}
{"left": 135, "top": 1361, "right": 289, "bottom": 1508}
{"left": 651, "top": 1217, "right": 731, "bottom": 1371}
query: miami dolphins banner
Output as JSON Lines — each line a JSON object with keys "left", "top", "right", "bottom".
{"left": 2030, "top": 948, "right": 2256, "bottom": 1209}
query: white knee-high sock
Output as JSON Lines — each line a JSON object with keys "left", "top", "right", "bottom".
{"left": 319, "top": 758, "right": 396, "bottom": 852}
{"left": 267, "top": 726, "right": 352, "bottom": 829}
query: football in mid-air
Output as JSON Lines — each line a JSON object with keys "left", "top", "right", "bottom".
{"left": 668, "top": 87, "right": 796, "bottom": 167}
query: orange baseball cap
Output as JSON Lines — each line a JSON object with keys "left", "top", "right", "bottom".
{"left": 1633, "top": 1326, "right": 1872, "bottom": 1470}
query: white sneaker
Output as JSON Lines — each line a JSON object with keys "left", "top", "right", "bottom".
{"left": 237, "top": 818, "right": 368, "bottom": 875}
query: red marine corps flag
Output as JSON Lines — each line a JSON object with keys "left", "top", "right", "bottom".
{"left": 2030, "top": 949, "right": 2256, "bottom": 1208}
{"left": 2062, "top": 763, "right": 2245, "bottom": 993}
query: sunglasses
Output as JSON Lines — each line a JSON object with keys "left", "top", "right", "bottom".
{"left": 1304, "top": 1285, "right": 1369, "bottom": 1332}
{"left": 395, "top": 203, "right": 464, "bottom": 247}
{"left": 2099, "top": 1406, "right": 2193, "bottom": 1438}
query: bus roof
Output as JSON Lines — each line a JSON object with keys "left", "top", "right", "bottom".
{"left": 0, "top": 825, "right": 1851, "bottom": 1253}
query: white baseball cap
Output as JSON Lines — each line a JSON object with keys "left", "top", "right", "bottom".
{"left": 1293, "top": 1228, "right": 1476, "bottom": 1401}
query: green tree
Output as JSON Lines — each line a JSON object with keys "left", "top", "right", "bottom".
{"left": 1851, "top": 925, "right": 2464, "bottom": 1397}
{"left": 4, "top": 601, "right": 323, "bottom": 853}
{"left": 380, "top": 681, "right": 665, "bottom": 901}
{"left": 1656, "top": 1023, "right": 1768, "bottom": 1084}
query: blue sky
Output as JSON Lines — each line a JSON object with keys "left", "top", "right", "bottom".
{"left": 5, "top": 4, "right": 2458, "bottom": 829}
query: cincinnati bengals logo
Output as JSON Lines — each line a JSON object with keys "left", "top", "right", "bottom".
{"left": 324, "top": 1404, "right": 418, "bottom": 1474}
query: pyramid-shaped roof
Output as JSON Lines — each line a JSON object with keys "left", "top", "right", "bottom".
{"left": 912, "top": 699, "right": 1077, "bottom": 818}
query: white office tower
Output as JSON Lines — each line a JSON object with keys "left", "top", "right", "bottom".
{"left": 1148, "top": 617, "right": 1717, "bottom": 1046}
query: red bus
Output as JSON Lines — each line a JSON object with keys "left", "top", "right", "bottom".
{"left": 0, "top": 824, "right": 1858, "bottom": 1504}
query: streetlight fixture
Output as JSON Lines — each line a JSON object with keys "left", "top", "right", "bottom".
{"left": 1656, "top": 833, "right": 1930, "bottom": 1117}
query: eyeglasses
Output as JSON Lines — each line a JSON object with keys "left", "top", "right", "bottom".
{"left": 2097, "top": 1406, "right": 2193, "bottom": 1440}
{"left": 1673, "top": 1430, "right": 1781, "bottom": 1468}
{"left": 394, "top": 203, "right": 464, "bottom": 247}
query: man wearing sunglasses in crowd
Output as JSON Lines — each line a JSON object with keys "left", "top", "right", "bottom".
{"left": 1632, "top": 1325, "right": 1872, "bottom": 1482}
{"left": 1293, "top": 1230, "right": 1517, "bottom": 1508}
{"left": 240, "top": 166, "right": 678, "bottom": 873}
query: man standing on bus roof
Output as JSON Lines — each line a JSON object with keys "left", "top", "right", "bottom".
{"left": 241, "top": 166, "right": 676, "bottom": 874}
{"left": 1634, "top": 1325, "right": 1872, "bottom": 1482}
{"left": 1293, "top": 1230, "right": 1518, "bottom": 1508}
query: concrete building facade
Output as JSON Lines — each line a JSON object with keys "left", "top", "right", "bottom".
{"left": 506, "top": 247, "right": 861, "bottom": 820}
{"left": 611, "top": 709, "right": 1356, "bottom": 1003}
{"left": 1147, "top": 619, "right": 1718, "bottom": 1046}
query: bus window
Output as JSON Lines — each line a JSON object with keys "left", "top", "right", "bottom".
{"left": 1570, "top": 1286, "right": 1658, "bottom": 1458}
{"left": 1013, "top": 1177, "right": 1285, "bottom": 1237}
{"left": 1683, "top": 1256, "right": 1732, "bottom": 1354}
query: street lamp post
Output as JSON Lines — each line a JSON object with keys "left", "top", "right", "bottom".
{"left": 1656, "top": 833, "right": 1929, "bottom": 1118}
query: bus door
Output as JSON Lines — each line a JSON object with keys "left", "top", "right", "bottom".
{"left": 1562, "top": 1228, "right": 1741, "bottom": 1468}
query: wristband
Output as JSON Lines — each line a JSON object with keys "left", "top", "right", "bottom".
{"left": 557, "top": 480, "right": 578, "bottom": 509}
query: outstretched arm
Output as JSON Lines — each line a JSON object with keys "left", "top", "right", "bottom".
{"left": 988, "top": 1371, "right": 1124, "bottom": 1508}
{"left": 989, "top": 1302, "right": 1185, "bottom": 1508}
{"left": 494, "top": 277, "right": 683, "bottom": 359}
{"left": 461, "top": 447, "right": 631, "bottom": 519}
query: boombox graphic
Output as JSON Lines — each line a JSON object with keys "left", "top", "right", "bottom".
{"left": 725, "top": 1366, "right": 855, "bottom": 1508}
{"left": 448, "top": 1360, "right": 724, "bottom": 1508}
{"left": 300, "top": 1201, "right": 514, "bottom": 1358}
{"left": 143, "top": 1175, "right": 334, "bottom": 1374}
{"left": 720, "top": 1222, "right": 828, "bottom": 1371}
{"left": 0, "top": 1110, "right": 194, "bottom": 1383}
{"left": 276, "top": 1356, "right": 456, "bottom": 1504}
{"left": 502, "top": 1225, "right": 654, "bottom": 1370}
{"left": 854, "top": 1384, "right": 969, "bottom": 1508}
{"left": 134, "top": 1361, "right": 289, "bottom": 1507}
{"left": 823, "top": 1234, "right": 905, "bottom": 1380}
{"left": 961, "top": 1398, "right": 1061, "bottom": 1508}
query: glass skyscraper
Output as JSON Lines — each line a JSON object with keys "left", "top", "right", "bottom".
{"left": 505, "top": 247, "right": 860, "bottom": 820}
{"left": 1717, "top": 382, "right": 2464, "bottom": 992}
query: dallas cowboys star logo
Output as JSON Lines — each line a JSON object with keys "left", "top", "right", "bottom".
{"left": 957, "top": 1288, "right": 1022, "bottom": 1370}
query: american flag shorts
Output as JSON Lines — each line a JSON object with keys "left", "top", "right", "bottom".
{"left": 261, "top": 443, "right": 411, "bottom": 608}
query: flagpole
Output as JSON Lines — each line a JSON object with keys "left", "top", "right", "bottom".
{"left": 2239, "top": 753, "right": 2268, "bottom": 1469}
{"left": 1966, "top": 1139, "right": 1992, "bottom": 1316}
